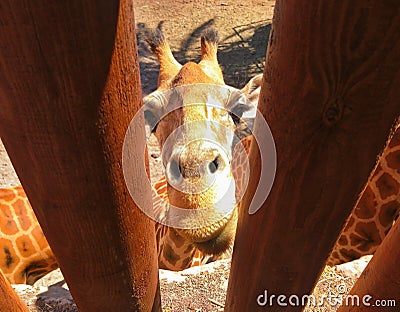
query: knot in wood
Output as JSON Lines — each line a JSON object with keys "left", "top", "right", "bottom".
{"left": 323, "top": 98, "right": 344, "bottom": 126}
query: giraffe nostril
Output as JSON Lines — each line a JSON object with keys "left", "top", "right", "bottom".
{"left": 208, "top": 155, "right": 221, "bottom": 174}
{"left": 169, "top": 159, "right": 182, "bottom": 181}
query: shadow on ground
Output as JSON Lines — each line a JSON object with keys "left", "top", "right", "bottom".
{"left": 136, "top": 19, "right": 271, "bottom": 96}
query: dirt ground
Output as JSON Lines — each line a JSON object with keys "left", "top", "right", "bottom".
{"left": 1, "top": 1, "right": 370, "bottom": 311}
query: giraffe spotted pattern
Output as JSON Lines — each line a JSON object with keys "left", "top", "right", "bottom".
{"left": 0, "top": 186, "right": 57, "bottom": 284}
{"left": 327, "top": 124, "right": 400, "bottom": 265}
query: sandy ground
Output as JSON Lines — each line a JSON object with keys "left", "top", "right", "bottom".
{"left": 10, "top": 257, "right": 371, "bottom": 312}
{"left": 1, "top": 1, "right": 372, "bottom": 311}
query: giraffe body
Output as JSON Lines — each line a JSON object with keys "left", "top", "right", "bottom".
{"left": 0, "top": 186, "right": 57, "bottom": 284}
{"left": 327, "top": 125, "right": 400, "bottom": 265}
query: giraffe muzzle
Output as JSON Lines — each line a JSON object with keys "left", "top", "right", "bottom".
{"left": 165, "top": 140, "right": 230, "bottom": 195}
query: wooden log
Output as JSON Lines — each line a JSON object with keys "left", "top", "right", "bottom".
{"left": 0, "top": 1, "right": 160, "bottom": 311}
{"left": 225, "top": 1, "right": 400, "bottom": 311}
{"left": 0, "top": 273, "right": 29, "bottom": 312}
{"left": 337, "top": 214, "right": 400, "bottom": 312}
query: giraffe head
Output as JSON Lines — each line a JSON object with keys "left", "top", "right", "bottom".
{"left": 144, "top": 27, "right": 260, "bottom": 256}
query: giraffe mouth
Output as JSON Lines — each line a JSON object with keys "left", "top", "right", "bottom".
{"left": 176, "top": 206, "right": 238, "bottom": 255}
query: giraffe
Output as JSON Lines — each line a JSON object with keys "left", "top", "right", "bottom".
{"left": 142, "top": 26, "right": 259, "bottom": 262}
{"left": 327, "top": 123, "right": 400, "bottom": 265}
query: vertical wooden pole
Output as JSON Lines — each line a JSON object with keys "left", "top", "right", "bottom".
{"left": 226, "top": 1, "right": 400, "bottom": 311}
{"left": 337, "top": 214, "right": 400, "bottom": 312}
{"left": 0, "top": 1, "right": 160, "bottom": 311}
{"left": 0, "top": 273, "right": 28, "bottom": 311}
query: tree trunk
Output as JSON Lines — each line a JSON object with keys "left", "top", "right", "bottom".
{"left": 0, "top": 273, "right": 28, "bottom": 311}
{"left": 337, "top": 215, "right": 400, "bottom": 312}
{"left": 0, "top": 1, "right": 160, "bottom": 311}
{"left": 225, "top": 1, "right": 400, "bottom": 311}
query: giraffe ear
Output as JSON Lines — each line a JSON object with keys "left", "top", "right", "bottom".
{"left": 227, "top": 74, "right": 263, "bottom": 121}
{"left": 143, "top": 91, "right": 166, "bottom": 137}
{"left": 226, "top": 74, "right": 263, "bottom": 140}
{"left": 239, "top": 74, "right": 263, "bottom": 118}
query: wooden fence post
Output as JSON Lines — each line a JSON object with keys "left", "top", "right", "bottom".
{"left": 225, "top": 1, "right": 400, "bottom": 311}
{"left": 0, "top": 1, "right": 160, "bottom": 310}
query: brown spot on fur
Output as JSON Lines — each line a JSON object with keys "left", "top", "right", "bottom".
{"left": 0, "top": 205, "right": 18, "bottom": 235}
{"left": 16, "top": 235, "right": 36, "bottom": 257}
{"left": 386, "top": 150, "right": 400, "bottom": 174}
{"left": 330, "top": 251, "right": 339, "bottom": 261}
{"left": 14, "top": 198, "right": 27, "bottom": 215}
{"left": 169, "top": 229, "right": 185, "bottom": 248}
{"left": 163, "top": 244, "right": 180, "bottom": 266}
{"left": 350, "top": 221, "right": 381, "bottom": 252}
{"left": 15, "top": 199, "right": 33, "bottom": 231}
{"left": 338, "top": 235, "right": 348, "bottom": 246}
{"left": 339, "top": 248, "right": 361, "bottom": 262}
{"left": 344, "top": 216, "right": 355, "bottom": 230}
{"left": 376, "top": 172, "right": 399, "bottom": 199}
{"left": 0, "top": 187, "right": 18, "bottom": 202}
{"left": 0, "top": 239, "right": 19, "bottom": 273}
{"left": 354, "top": 185, "right": 377, "bottom": 219}
{"left": 379, "top": 200, "right": 400, "bottom": 227}
{"left": 4, "top": 247, "right": 13, "bottom": 267}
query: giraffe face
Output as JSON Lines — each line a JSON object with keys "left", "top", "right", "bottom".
{"left": 144, "top": 78, "right": 251, "bottom": 255}
{"left": 143, "top": 28, "right": 258, "bottom": 255}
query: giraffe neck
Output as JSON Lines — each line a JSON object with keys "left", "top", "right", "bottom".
{"left": 156, "top": 225, "right": 207, "bottom": 270}
{"left": 151, "top": 136, "right": 253, "bottom": 270}
{"left": 152, "top": 176, "right": 213, "bottom": 270}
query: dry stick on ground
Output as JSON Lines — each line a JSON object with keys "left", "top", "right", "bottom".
{"left": 226, "top": 1, "right": 400, "bottom": 311}
{"left": 208, "top": 298, "right": 225, "bottom": 308}
{"left": 0, "top": 1, "right": 160, "bottom": 311}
